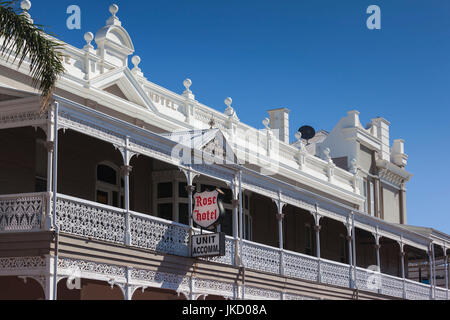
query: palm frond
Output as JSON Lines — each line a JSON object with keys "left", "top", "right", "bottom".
{"left": 0, "top": 0, "right": 65, "bottom": 112}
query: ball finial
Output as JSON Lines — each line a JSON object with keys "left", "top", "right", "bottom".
{"left": 183, "top": 79, "right": 192, "bottom": 91}
{"left": 84, "top": 32, "right": 94, "bottom": 44}
{"left": 225, "top": 97, "right": 232, "bottom": 108}
{"left": 21, "top": 0, "right": 31, "bottom": 11}
{"left": 132, "top": 56, "right": 141, "bottom": 68}
{"left": 295, "top": 131, "right": 302, "bottom": 141}
{"left": 109, "top": 4, "right": 119, "bottom": 16}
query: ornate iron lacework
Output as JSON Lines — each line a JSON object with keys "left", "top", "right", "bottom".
{"left": 203, "top": 237, "right": 235, "bottom": 266}
{"left": 128, "top": 139, "right": 174, "bottom": 163}
{"left": 0, "top": 195, "right": 44, "bottom": 232}
{"left": 56, "top": 196, "right": 126, "bottom": 244}
{"left": 380, "top": 274, "right": 404, "bottom": 298}
{"left": 0, "top": 111, "right": 47, "bottom": 126}
{"left": 321, "top": 260, "right": 352, "bottom": 288}
{"left": 435, "top": 287, "right": 448, "bottom": 301}
{"left": 192, "top": 278, "right": 234, "bottom": 298}
{"left": 58, "top": 258, "right": 127, "bottom": 279}
{"left": 245, "top": 286, "right": 281, "bottom": 300}
{"left": 405, "top": 280, "right": 431, "bottom": 300}
{"left": 354, "top": 268, "right": 378, "bottom": 293}
{"left": 130, "top": 213, "right": 190, "bottom": 257}
{"left": 284, "top": 293, "right": 318, "bottom": 300}
{"left": 130, "top": 268, "right": 190, "bottom": 292}
{"left": 0, "top": 256, "right": 46, "bottom": 270}
{"left": 283, "top": 251, "right": 319, "bottom": 282}
{"left": 241, "top": 241, "right": 281, "bottom": 275}
{"left": 58, "top": 110, "right": 125, "bottom": 146}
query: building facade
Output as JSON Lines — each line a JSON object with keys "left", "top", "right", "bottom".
{"left": 0, "top": 2, "right": 448, "bottom": 300}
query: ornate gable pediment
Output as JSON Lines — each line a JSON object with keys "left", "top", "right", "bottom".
{"left": 89, "top": 67, "right": 157, "bottom": 112}
{"left": 163, "top": 129, "right": 238, "bottom": 165}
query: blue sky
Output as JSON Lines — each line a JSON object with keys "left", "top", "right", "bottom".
{"left": 25, "top": 0, "right": 450, "bottom": 233}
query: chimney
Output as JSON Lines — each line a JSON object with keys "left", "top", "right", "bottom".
{"left": 268, "top": 108, "right": 290, "bottom": 144}
{"left": 371, "top": 117, "right": 391, "bottom": 161}
{"left": 392, "top": 139, "right": 408, "bottom": 167}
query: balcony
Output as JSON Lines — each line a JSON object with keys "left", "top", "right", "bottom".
{"left": 0, "top": 192, "right": 448, "bottom": 300}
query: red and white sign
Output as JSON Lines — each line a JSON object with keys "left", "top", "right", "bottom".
{"left": 193, "top": 190, "right": 220, "bottom": 229}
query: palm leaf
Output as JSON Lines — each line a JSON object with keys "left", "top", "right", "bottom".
{"left": 0, "top": 0, "right": 65, "bottom": 112}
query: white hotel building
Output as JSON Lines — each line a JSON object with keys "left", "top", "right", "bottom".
{"left": 0, "top": 3, "right": 448, "bottom": 300}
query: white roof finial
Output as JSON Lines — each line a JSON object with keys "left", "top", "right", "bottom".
{"left": 224, "top": 97, "right": 239, "bottom": 121}
{"left": 132, "top": 56, "right": 141, "bottom": 70}
{"left": 106, "top": 4, "right": 121, "bottom": 26}
{"left": 131, "top": 55, "right": 144, "bottom": 77}
{"left": 110, "top": 4, "right": 119, "bottom": 16}
{"left": 83, "top": 32, "right": 94, "bottom": 51}
{"left": 183, "top": 79, "right": 195, "bottom": 100}
{"left": 21, "top": 0, "right": 33, "bottom": 23}
{"left": 225, "top": 97, "right": 232, "bottom": 109}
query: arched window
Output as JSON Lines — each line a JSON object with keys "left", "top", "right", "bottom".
{"left": 96, "top": 162, "right": 124, "bottom": 208}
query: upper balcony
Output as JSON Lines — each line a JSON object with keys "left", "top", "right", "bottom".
{"left": 0, "top": 192, "right": 448, "bottom": 300}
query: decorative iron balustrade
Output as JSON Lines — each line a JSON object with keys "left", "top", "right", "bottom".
{"left": 0, "top": 193, "right": 45, "bottom": 232}
{"left": 0, "top": 192, "right": 448, "bottom": 300}
{"left": 405, "top": 279, "right": 433, "bottom": 300}
{"left": 56, "top": 194, "right": 126, "bottom": 244}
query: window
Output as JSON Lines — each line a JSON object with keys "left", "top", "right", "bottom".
{"left": 96, "top": 162, "right": 124, "bottom": 208}
{"left": 157, "top": 182, "right": 173, "bottom": 199}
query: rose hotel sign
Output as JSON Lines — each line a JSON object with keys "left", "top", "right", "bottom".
{"left": 193, "top": 190, "right": 220, "bottom": 229}
{"left": 191, "top": 190, "right": 226, "bottom": 258}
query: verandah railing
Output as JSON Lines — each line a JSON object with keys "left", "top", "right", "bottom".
{"left": 0, "top": 192, "right": 447, "bottom": 300}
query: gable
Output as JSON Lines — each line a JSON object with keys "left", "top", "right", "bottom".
{"left": 89, "top": 67, "right": 157, "bottom": 112}
{"left": 103, "top": 84, "right": 128, "bottom": 101}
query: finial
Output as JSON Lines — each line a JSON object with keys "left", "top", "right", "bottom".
{"left": 263, "top": 118, "right": 270, "bottom": 130}
{"left": 106, "top": 4, "right": 121, "bottom": 26}
{"left": 21, "top": 0, "right": 31, "bottom": 11}
{"left": 184, "top": 79, "right": 192, "bottom": 92}
{"left": 21, "top": 0, "right": 32, "bottom": 23}
{"left": 295, "top": 131, "right": 302, "bottom": 142}
{"left": 224, "top": 97, "right": 238, "bottom": 120}
{"left": 225, "top": 97, "right": 232, "bottom": 108}
{"left": 323, "top": 148, "right": 333, "bottom": 163}
{"left": 131, "top": 55, "right": 144, "bottom": 77}
{"left": 109, "top": 4, "right": 119, "bottom": 16}
{"left": 182, "top": 79, "right": 195, "bottom": 100}
{"left": 84, "top": 32, "right": 94, "bottom": 50}
{"left": 132, "top": 55, "right": 141, "bottom": 70}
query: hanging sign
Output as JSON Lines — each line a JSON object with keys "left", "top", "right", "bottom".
{"left": 192, "top": 233, "right": 226, "bottom": 258}
{"left": 193, "top": 190, "right": 221, "bottom": 229}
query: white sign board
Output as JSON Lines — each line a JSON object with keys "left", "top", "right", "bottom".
{"left": 192, "top": 233, "right": 226, "bottom": 258}
{"left": 193, "top": 190, "right": 220, "bottom": 229}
